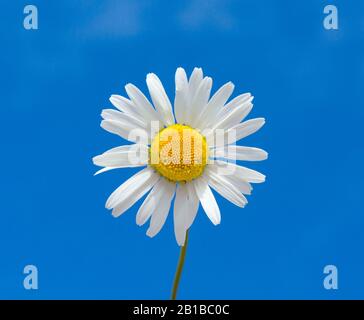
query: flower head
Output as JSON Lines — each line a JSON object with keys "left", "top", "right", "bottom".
{"left": 93, "top": 67, "right": 267, "bottom": 245}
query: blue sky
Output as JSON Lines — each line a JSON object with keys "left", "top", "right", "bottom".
{"left": 1, "top": 0, "right": 364, "bottom": 299}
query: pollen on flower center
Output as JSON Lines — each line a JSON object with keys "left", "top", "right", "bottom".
{"left": 150, "top": 124, "right": 208, "bottom": 182}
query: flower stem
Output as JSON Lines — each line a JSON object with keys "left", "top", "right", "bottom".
{"left": 170, "top": 230, "right": 189, "bottom": 300}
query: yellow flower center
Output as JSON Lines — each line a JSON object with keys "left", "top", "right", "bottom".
{"left": 150, "top": 124, "right": 208, "bottom": 182}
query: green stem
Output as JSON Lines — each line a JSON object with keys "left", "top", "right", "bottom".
{"left": 170, "top": 230, "right": 189, "bottom": 300}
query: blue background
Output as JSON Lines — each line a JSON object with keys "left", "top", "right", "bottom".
{"left": 1, "top": 0, "right": 363, "bottom": 299}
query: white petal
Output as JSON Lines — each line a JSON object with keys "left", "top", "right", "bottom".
{"left": 188, "top": 67, "right": 203, "bottom": 101}
{"left": 206, "top": 164, "right": 252, "bottom": 194}
{"left": 204, "top": 170, "right": 247, "bottom": 207}
{"left": 125, "top": 83, "right": 161, "bottom": 124}
{"left": 94, "top": 167, "right": 114, "bottom": 176}
{"left": 229, "top": 118, "right": 266, "bottom": 142}
{"left": 212, "top": 146, "right": 268, "bottom": 161}
{"left": 184, "top": 67, "right": 203, "bottom": 124}
{"left": 94, "top": 166, "right": 144, "bottom": 176}
{"left": 146, "top": 73, "right": 175, "bottom": 126}
{"left": 109, "top": 95, "right": 143, "bottom": 120}
{"left": 213, "top": 160, "right": 266, "bottom": 183}
{"left": 106, "top": 167, "right": 157, "bottom": 210}
{"left": 93, "top": 144, "right": 149, "bottom": 167}
{"left": 197, "top": 82, "right": 235, "bottom": 129}
{"left": 207, "top": 118, "right": 265, "bottom": 147}
{"left": 216, "top": 93, "right": 251, "bottom": 118}
{"left": 189, "top": 77, "right": 213, "bottom": 128}
{"left": 173, "top": 184, "right": 189, "bottom": 246}
{"left": 173, "top": 183, "right": 199, "bottom": 246}
{"left": 174, "top": 67, "right": 189, "bottom": 124}
{"left": 227, "top": 175, "right": 253, "bottom": 195}
{"left": 100, "top": 120, "right": 148, "bottom": 143}
{"left": 111, "top": 171, "right": 159, "bottom": 218}
{"left": 101, "top": 109, "right": 147, "bottom": 129}
{"left": 100, "top": 120, "right": 132, "bottom": 141}
{"left": 103, "top": 145, "right": 142, "bottom": 154}
{"left": 211, "top": 99, "right": 253, "bottom": 131}
{"left": 136, "top": 178, "right": 168, "bottom": 226}
{"left": 193, "top": 178, "right": 221, "bottom": 225}
{"left": 146, "top": 181, "right": 176, "bottom": 237}
{"left": 185, "top": 183, "right": 199, "bottom": 229}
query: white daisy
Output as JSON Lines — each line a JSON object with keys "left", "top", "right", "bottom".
{"left": 93, "top": 67, "right": 267, "bottom": 246}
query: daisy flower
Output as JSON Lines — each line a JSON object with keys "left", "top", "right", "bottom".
{"left": 93, "top": 67, "right": 267, "bottom": 298}
{"left": 93, "top": 67, "right": 267, "bottom": 244}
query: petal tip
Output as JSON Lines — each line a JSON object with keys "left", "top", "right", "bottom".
{"left": 146, "top": 229, "right": 154, "bottom": 238}
{"left": 111, "top": 210, "right": 120, "bottom": 218}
